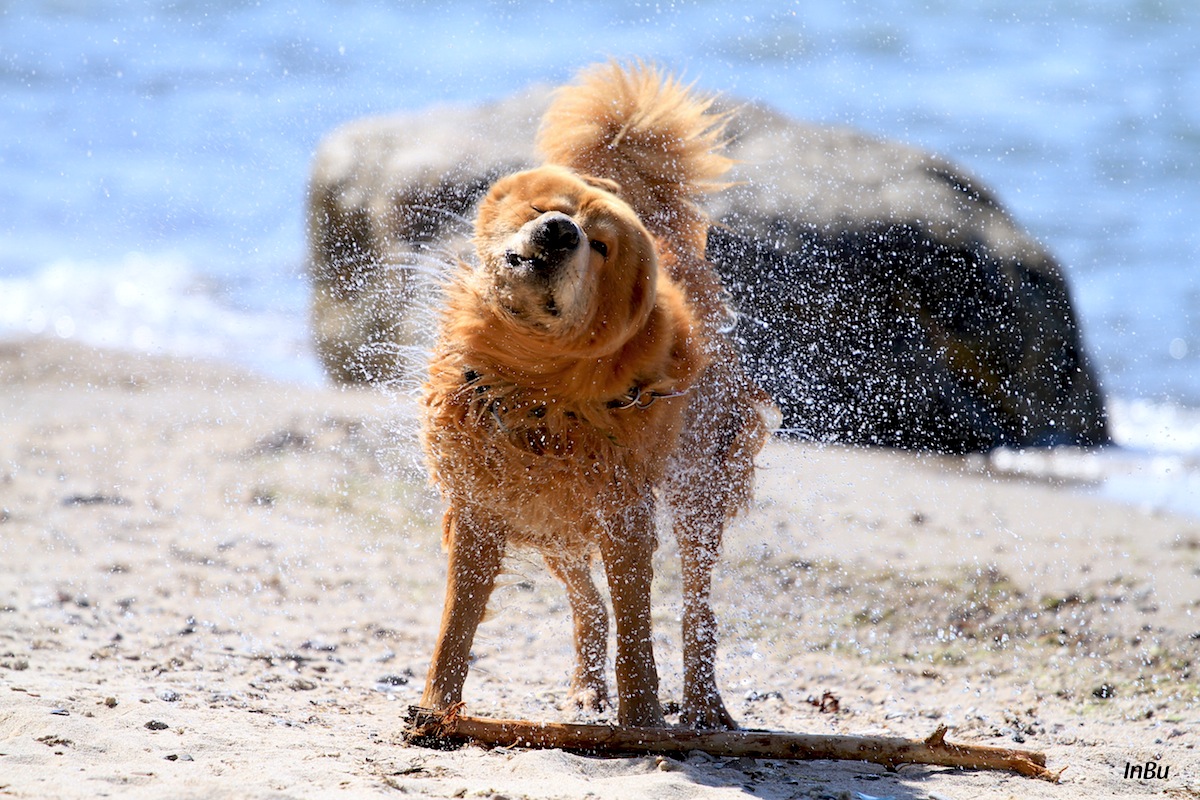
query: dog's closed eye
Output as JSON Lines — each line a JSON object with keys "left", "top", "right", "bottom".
{"left": 589, "top": 239, "right": 609, "bottom": 258}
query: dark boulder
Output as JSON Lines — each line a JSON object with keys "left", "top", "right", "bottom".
{"left": 306, "top": 87, "right": 1108, "bottom": 452}
{"left": 706, "top": 101, "right": 1108, "bottom": 451}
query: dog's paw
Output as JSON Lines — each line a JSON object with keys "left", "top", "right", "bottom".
{"left": 618, "top": 702, "right": 666, "bottom": 728}
{"left": 679, "top": 695, "right": 737, "bottom": 730}
{"left": 568, "top": 681, "right": 610, "bottom": 714}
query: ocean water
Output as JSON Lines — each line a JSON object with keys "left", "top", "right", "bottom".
{"left": 2, "top": 1, "right": 1198, "bottom": 513}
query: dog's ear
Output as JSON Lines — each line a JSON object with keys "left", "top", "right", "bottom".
{"left": 578, "top": 173, "right": 622, "bottom": 195}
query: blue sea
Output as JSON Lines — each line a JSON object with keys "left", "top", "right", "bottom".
{"left": 2, "top": 1, "right": 1198, "bottom": 514}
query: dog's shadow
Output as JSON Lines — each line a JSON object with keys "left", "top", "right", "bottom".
{"left": 395, "top": 736, "right": 995, "bottom": 799}
{"left": 639, "top": 750, "right": 970, "bottom": 799}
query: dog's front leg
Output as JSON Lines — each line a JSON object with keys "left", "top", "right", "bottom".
{"left": 599, "top": 502, "right": 663, "bottom": 728}
{"left": 420, "top": 504, "right": 506, "bottom": 711}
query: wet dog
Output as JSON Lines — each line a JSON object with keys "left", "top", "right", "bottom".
{"left": 419, "top": 62, "right": 773, "bottom": 728}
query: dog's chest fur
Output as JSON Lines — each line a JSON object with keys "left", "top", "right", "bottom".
{"left": 421, "top": 362, "right": 687, "bottom": 551}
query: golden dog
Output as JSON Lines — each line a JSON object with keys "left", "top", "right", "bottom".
{"left": 419, "top": 62, "right": 773, "bottom": 729}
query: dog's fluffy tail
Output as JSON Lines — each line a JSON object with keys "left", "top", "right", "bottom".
{"left": 537, "top": 61, "right": 731, "bottom": 247}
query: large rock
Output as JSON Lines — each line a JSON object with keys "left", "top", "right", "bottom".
{"left": 706, "top": 103, "right": 1109, "bottom": 451}
{"left": 306, "top": 87, "right": 1108, "bottom": 452}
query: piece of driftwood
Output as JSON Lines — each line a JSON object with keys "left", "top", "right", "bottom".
{"left": 405, "top": 705, "right": 1061, "bottom": 781}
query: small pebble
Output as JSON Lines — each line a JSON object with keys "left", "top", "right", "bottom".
{"left": 376, "top": 674, "right": 409, "bottom": 688}
{"left": 158, "top": 689, "right": 181, "bottom": 702}
{"left": 50, "top": 708, "right": 70, "bottom": 716}
{"left": 145, "top": 720, "right": 169, "bottom": 731}
{"left": 104, "top": 697, "right": 118, "bottom": 708}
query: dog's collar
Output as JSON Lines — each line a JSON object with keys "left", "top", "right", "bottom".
{"left": 463, "top": 368, "right": 686, "bottom": 413}
{"left": 605, "top": 384, "right": 689, "bottom": 410}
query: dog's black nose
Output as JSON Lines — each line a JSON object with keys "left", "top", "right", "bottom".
{"left": 532, "top": 213, "right": 581, "bottom": 254}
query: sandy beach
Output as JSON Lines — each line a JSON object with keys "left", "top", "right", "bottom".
{"left": 1, "top": 336, "right": 1197, "bottom": 799}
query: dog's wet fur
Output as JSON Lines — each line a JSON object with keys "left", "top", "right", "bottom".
{"left": 419, "top": 62, "right": 774, "bottom": 729}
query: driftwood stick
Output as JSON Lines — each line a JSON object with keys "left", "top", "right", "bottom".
{"left": 405, "top": 705, "right": 1061, "bottom": 782}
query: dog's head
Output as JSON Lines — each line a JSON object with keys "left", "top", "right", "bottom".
{"left": 471, "top": 165, "right": 658, "bottom": 354}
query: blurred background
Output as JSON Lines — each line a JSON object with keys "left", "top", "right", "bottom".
{"left": 1, "top": 0, "right": 1197, "bottom": 505}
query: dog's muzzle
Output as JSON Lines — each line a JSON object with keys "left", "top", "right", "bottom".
{"left": 504, "top": 212, "right": 582, "bottom": 277}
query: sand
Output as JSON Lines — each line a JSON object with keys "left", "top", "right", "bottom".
{"left": 1, "top": 336, "right": 1197, "bottom": 799}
